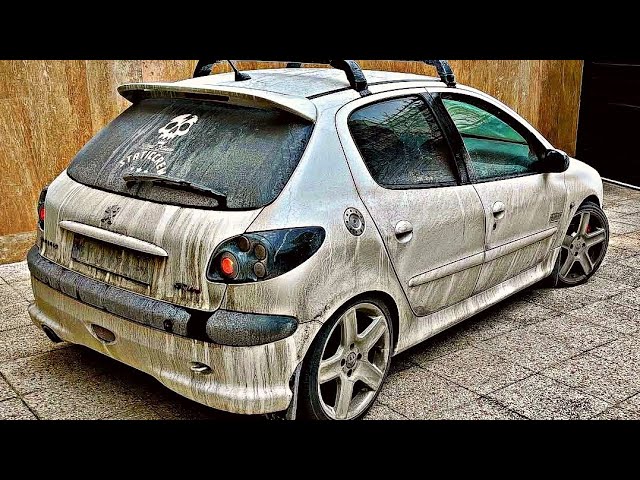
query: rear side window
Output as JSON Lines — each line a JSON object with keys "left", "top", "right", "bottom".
{"left": 348, "top": 96, "right": 457, "bottom": 188}
{"left": 67, "top": 97, "right": 313, "bottom": 209}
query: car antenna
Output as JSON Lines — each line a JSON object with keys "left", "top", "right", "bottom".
{"left": 227, "top": 60, "right": 251, "bottom": 81}
{"left": 192, "top": 60, "right": 251, "bottom": 81}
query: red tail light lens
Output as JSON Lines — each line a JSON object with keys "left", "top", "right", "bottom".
{"left": 37, "top": 186, "right": 48, "bottom": 230}
{"left": 219, "top": 254, "right": 237, "bottom": 278}
{"left": 207, "top": 227, "right": 325, "bottom": 284}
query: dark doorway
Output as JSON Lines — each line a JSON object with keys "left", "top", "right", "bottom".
{"left": 576, "top": 61, "right": 640, "bottom": 189}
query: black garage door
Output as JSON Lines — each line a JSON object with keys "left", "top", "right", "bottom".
{"left": 576, "top": 61, "right": 640, "bottom": 189}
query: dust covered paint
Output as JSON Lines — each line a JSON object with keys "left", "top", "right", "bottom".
{"left": 29, "top": 279, "right": 320, "bottom": 414}
{"left": 27, "top": 64, "right": 606, "bottom": 418}
{"left": 40, "top": 172, "right": 260, "bottom": 310}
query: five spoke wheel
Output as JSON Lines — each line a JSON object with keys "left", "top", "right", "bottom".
{"left": 557, "top": 205, "right": 608, "bottom": 285}
{"left": 316, "top": 302, "right": 391, "bottom": 420}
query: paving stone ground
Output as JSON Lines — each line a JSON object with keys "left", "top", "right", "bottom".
{"left": 1, "top": 182, "right": 639, "bottom": 420}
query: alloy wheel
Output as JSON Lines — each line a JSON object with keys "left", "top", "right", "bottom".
{"left": 558, "top": 209, "right": 607, "bottom": 284}
{"left": 316, "top": 302, "right": 391, "bottom": 420}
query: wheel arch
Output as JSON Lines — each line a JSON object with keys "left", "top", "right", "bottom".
{"left": 580, "top": 194, "right": 601, "bottom": 208}
{"left": 307, "top": 290, "right": 401, "bottom": 357}
{"left": 353, "top": 290, "right": 400, "bottom": 353}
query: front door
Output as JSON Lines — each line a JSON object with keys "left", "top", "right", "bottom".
{"left": 438, "top": 92, "right": 567, "bottom": 292}
{"left": 337, "top": 91, "right": 486, "bottom": 316}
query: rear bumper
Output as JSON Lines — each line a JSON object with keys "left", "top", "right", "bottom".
{"left": 29, "top": 278, "right": 318, "bottom": 415}
{"left": 26, "top": 246, "right": 298, "bottom": 346}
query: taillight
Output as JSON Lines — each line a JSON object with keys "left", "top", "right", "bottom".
{"left": 219, "top": 253, "right": 238, "bottom": 278}
{"left": 207, "top": 227, "right": 326, "bottom": 283}
{"left": 37, "top": 186, "right": 48, "bottom": 230}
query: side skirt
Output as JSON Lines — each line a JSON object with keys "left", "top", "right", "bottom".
{"left": 395, "top": 247, "right": 560, "bottom": 354}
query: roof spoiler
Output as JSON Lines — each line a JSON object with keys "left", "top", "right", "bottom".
{"left": 117, "top": 83, "right": 317, "bottom": 123}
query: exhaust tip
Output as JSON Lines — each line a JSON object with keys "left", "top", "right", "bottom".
{"left": 42, "top": 325, "right": 63, "bottom": 343}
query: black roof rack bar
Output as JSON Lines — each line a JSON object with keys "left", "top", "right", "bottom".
{"left": 193, "top": 59, "right": 216, "bottom": 78}
{"left": 191, "top": 60, "right": 455, "bottom": 92}
{"left": 286, "top": 60, "right": 455, "bottom": 88}
{"left": 328, "top": 60, "right": 370, "bottom": 95}
{"left": 422, "top": 60, "right": 456, "bottom": 87}
{"left": 192, "top": 59, "right": 371, "bottom": 96}
{"left": 282, "top": 60, "right": 369, "bottom": 95}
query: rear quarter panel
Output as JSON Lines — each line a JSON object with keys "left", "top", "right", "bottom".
{"left": 219, "top": 99, "right": 415, "bottom": 354}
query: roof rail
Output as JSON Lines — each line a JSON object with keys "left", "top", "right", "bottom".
{"left": 192, "top": 60, "right": 371, "bottom": 96}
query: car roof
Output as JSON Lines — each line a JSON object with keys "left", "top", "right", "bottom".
{"left": 171, "top": 68, "right": 447, "bottom": 99}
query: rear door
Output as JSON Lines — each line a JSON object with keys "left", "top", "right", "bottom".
{"left": 337, "top": 89, "right": 486, "bottom": 316}
{"left": 435, "top": 90, "right": 567, "bottom": 293}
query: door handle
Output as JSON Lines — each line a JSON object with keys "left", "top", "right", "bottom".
{"left": 492, "top": 201, "right": 506, "bottom": 219}
{"left": 395, "top": 221, "right": 413, "bottom": 243}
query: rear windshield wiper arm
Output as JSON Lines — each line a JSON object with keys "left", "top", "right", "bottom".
{"left": 122, "top": 173, "right": 227, "bottom": 207}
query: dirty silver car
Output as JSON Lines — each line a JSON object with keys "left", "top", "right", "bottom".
{"left": 27, "top": 60, "right": 609, "bottom": 420}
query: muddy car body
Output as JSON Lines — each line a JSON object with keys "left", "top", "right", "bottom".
{"left": 27, "top": 61, "right": 608, "bottom": 420}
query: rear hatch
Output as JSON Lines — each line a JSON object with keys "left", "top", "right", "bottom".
{"left": 40, "top": 87, "right": 314, "bottom": 311}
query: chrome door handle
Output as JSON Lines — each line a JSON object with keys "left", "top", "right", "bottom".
{"left": 492, "top": 201, "right": 506, "bottom": 219}
{"left": 395, "top": 221, "right": 413, "bottom": 243}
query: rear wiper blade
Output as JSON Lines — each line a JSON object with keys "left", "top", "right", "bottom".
{"left": 122, "top": 173, "right": 227, "bottom": 207}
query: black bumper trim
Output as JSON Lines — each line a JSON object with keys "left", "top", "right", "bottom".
{"left": 206, "top": 310, "right": 298, "bottom": 347}
{"left": 27, "top": 246, "right": 191, "bottom": 336}
{"left": 27, "top": 247, "right": 298, "bottom": 346}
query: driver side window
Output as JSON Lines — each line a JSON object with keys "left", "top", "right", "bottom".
{"left": 442, "top": 97, "right": 539, "bottom": 181}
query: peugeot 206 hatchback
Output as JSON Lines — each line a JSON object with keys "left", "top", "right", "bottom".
{"left": 27, "top": 60, "right": 609, "bottom": 420}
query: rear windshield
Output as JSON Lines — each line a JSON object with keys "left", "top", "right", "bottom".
{"left": 67, "top": 97, "right": 313, "bottom": 209}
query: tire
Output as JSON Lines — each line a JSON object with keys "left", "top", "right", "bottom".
{"left": 297, "top": 296, "right": 394, "bottom": 420}
{"left": 549, "top": 201, "right": 609, "bottom": 287}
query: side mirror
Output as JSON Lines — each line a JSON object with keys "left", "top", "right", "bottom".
{"left": 538, "top": 149, "right": 570, "bottom": 173}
